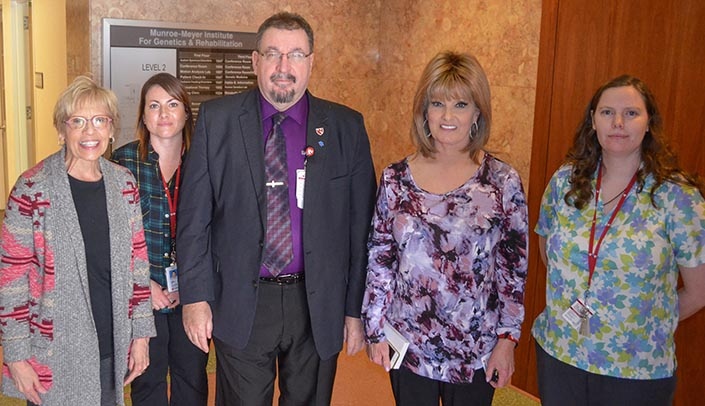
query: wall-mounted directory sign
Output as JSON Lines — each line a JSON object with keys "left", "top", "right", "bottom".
{"left": 102, "top": 18, "right": 257, "bottom": 147}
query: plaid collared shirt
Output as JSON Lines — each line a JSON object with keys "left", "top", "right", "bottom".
{"left": 111, "top": 140, "right": 177, "bottom": 292}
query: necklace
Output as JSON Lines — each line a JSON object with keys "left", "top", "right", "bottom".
{"left": 603, "top": 186, "right": 628, "bottom": 206}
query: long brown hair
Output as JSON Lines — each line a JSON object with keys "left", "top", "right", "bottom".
{"left": 564, "top": 74, "right": 703, "bottom": 209}
{"left": 136, "top": 73, "right": 194, "bottom": 160}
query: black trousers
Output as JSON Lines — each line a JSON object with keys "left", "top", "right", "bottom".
{"left": 213, "top": 280, "right": 338, "bottom": 406}
{"left": 130, "top": 308, "right": 209, "bottom": 406}
{"left": 536, "top": 342, "right": 676, "bottom": 406}
{"left": 389, "top": 365, "right": 495, "bottom": 406}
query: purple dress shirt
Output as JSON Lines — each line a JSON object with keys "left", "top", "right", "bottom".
{"left": 259, "top": 93, "right": 308, "bottom": 277}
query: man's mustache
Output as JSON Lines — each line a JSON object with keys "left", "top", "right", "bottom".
{"left": 270, "top": 73, "right": 296, "bottom": 83}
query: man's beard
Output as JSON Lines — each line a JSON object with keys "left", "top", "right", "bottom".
{"left": 269, "top": 74, "right": 297, "bottom": 104}
{"left": 270, "top": 88, "right": 296, "bottom": 104}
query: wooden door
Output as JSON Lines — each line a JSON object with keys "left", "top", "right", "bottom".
{"left": 514, "top": 1, "right": 705, "bottom": 404}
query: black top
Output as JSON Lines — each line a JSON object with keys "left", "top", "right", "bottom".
{"left": 69, "top": 174, "right": 114, "bottom": 359}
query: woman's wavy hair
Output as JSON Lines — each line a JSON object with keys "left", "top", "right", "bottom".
{"left": 564, "top": 74, "right": 703, "bottom": 209}
{"left": 410, "top": 51, "right": 492, "bottom": 162}
{"left": 136, "top": 73, "right": 194, "bottom": 160}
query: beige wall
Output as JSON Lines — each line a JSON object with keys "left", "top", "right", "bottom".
{"left": 88, "top": 0, "right": 540, "bottom": 187}
{"left": 31, "top": 0, "right": 67, "bottom": 163}
{"left": 1, "top": 0, "right": 67, "bottom": 199}
{"left": 2, "top": 0, "right": 29, "bottom": 193}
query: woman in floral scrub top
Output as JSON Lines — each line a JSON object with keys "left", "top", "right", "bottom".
{"left": 533, "top": 75, "right": 705, "bottom": 406}
{"left": 361, "top": 51, "right": 528, "bottom": 406}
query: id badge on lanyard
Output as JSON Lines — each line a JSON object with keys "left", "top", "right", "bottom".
{"left": 561, "top": 166, "right": 637, "bottom": 336}
{"left": 165, "top": 263, "right": 179, "bottom": 292}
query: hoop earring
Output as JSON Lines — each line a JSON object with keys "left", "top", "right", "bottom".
{"left": 109, "top": 136, "right": 115, "bottom": 144}
{"left": 423, "top": 118, "right": 432, "bottom": 138}
{"left": 470, "top": 121, "right": 478, "bottom": 139}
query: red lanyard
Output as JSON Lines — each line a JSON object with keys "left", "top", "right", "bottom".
{"left": 161, "top": 165, "right": 181, "bottom": 238}
{"left": 586, "top": 166, "right": 638, "bottom": 288}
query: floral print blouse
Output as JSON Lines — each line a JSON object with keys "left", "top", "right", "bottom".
{"left": 533, "top": 164, "right": 705, "bottom": 379}
{"left": 362, "top": 154, "right": 528, "bottom": 384}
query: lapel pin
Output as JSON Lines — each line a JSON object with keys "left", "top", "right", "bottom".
{"left": 316, "top": 127, "right": 324, "bottom": 136}
{"left": 302, "top": 146, "right": 315, "bottom": 158}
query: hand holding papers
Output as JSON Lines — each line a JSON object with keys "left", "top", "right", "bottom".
{"left": 383, "top": 322, "right": 410, "bottom": 369}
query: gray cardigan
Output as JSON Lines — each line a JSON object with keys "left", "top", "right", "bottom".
{"left": 0, "top": 150, "right": 155, "bottom": 405}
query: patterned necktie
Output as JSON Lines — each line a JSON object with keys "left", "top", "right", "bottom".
{"left": 262, "top": 112, "right": 293, "bottom": 276}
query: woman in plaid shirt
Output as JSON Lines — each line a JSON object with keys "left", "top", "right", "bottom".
{"left": 112, "top": 73, "right": 208, "bottom": 406}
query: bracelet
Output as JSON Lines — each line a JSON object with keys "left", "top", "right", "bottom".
{"left": 499, "top": 332, "right": 519, "bottom": 347}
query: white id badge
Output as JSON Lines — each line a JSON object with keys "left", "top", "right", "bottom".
{"left": 296, "top": 169, "right": 306, "bottom": 209}
{"left": 562, "top": 298, "right": 594, "bottom": 330}
{"left": 481, "top": 351, "right": 491, "bottom": 372}
{"left": 165, "top": 264, "right": 179, "bottom": 293}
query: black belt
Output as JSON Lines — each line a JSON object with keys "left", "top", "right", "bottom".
{"left": 259, "top": 273, "right": 305, "bottom": 285}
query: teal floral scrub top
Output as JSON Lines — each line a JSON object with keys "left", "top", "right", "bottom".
{"left": 532, "top": 164, "right": 705, "bottom": 379}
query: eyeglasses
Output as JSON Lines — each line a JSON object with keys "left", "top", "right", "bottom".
{"left": 64, "top": 115, "right": 113, "bottom": 130}
{"left": 258, "top": 50, "right": 312, "bottom": 64}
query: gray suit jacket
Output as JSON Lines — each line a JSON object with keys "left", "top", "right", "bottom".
{"left": 177, "top": 89, "right": 376, "bottom": 359}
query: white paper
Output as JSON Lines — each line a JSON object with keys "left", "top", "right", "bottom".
{"left": 383, "top": 322, "right": 410, "bottom": 369}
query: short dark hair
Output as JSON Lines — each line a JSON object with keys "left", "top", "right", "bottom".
{"left": 255, "top": 12, "right": 314, "bottom": 53}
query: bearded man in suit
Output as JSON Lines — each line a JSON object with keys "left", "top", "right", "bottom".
{"left": 176, "top": 11, "right": 377, "bottom": 406}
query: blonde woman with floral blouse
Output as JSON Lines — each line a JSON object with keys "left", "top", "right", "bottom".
{"left": 362, "top": 51, "right": 528, "bottom": 406}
